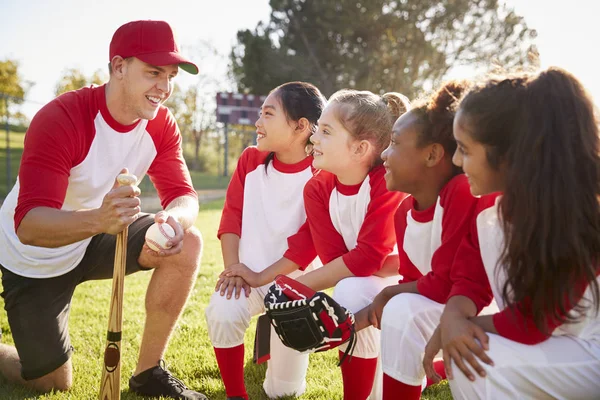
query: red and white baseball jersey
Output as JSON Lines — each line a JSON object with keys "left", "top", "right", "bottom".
{"left": 394, "top": 174, "right": 493, "bottom": 309}
{"left": 475, "top": 195, "right": 600, "bottom": 345}
{"left": 0, "top": 85, "right": 196, "bottom": 278}
{"left": 218, "top": 147, "right": 316, "bottom": 273}
{"left": 284, "top": 166, "right": 404, "bottom": 276}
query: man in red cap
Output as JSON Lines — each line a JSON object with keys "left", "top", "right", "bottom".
{"left": 0, "top": 20, "right": 207, "bottom": 399}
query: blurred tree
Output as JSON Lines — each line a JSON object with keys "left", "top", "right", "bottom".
{"left": 0, "top": 59, "right": 30, "bottom": 122}
{"left": 230, "top": 0, "right": 538, "bottom": 97}
{"left": 54, "top": 68, "right": 107, "bottom": 96}
{"left": 165, "top": 40, "right": 226, "bottom": 171}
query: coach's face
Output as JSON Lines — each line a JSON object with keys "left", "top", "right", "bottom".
{"left": 117, "top": 57, "right": 178, "bottom": 123}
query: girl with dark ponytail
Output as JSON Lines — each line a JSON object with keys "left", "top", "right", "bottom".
{"left": 426, "top": 68, "right": 600, "bottom": 399}
{"left": 206, "top": 82, "right": 326, "bottom": 400}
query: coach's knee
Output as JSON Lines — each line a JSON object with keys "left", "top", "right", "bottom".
{"left": 155, "top": 226, "right": 202, "bottom": 275}
{"left": 29, "top": 361, "right": 72, "bottom": 393}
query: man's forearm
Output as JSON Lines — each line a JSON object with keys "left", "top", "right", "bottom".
{"left": 165, "top": 195, "right": 199, "bottom": 230}
{"left": 17, "top": 207, "right": 103, "bottom": 248}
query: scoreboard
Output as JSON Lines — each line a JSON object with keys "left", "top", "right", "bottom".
{"left": 216, "top": 92, "right": 265, "bottom": 126}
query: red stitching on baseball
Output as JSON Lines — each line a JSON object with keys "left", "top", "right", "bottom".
{"left": 146, "top": 238, "right": 165, "bottom": 251}
{"left": 158, "top": 224, "right": 174, "bottom": 240}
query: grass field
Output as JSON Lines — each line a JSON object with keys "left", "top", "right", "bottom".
{"left": 0, "top": 200, "right": 453, "bottom": 399}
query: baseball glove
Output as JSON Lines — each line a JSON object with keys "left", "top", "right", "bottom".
{"left": 264, "top": 275, "right": 356, "bottom": 365}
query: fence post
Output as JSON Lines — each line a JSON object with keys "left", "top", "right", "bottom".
{"left": 223, "top": 122, "right": 229, "bottom": 177}
{"left": 4, "top": 94, "right": 10, "bottom": 194}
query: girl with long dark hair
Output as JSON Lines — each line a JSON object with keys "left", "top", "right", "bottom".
{"left": 424, "top": 68, "right": 600, "bottom": 399}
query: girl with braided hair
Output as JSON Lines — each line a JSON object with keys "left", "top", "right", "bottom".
{"left": 424, "top": 68, "right": 600, "bottom": 399}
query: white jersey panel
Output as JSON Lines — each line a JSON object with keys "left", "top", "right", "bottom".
{"left": 0, "top": 112, "right": 158, "bottom": 278}
{"left": 328, "top": 176, "right": 371, "bottom": 250}
{"left": 403, "top": 198, "right": 444, "bottom": 275}
{"left": 238, "top": 163, "right": 313, "bottom": 272}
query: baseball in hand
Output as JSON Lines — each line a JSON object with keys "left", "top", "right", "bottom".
{"left": 145, "top": 223, "right": 176, "bottom": 252}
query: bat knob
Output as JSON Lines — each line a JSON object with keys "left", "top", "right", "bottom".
{"left": 117, "top": 173, "right": 138, "bottom": 186}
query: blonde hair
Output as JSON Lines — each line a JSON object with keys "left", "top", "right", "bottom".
{"left": 329, "top": 90, "right": 410, "bottom": 166}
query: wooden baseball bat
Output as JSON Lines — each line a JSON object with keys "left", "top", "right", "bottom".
{"left": 99, "top": 173, "right": 138, "bottom": 400}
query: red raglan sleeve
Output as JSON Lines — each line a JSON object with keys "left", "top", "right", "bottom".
{"left": 283, "top": 220, "right": 318, "bottom": 270}
{"left": 342, "top": 169, "right": 405, "bottom": 277}
{"left": 147, "top": 109, "right": 197, "bottom": 209}
{"left": 14, "top": 96, "right": 86, "bottom": 230}
{"left": 417, "top": 175, "right": 480, "bottom": 303}
{"left": 492, "top": 271, "right": 600, "bottom": 345}
{"left": 445, "top": 194, "right": 497, "bottom": 313}
{"left": 303, "top": 172, "right": 350, "bottom": 264}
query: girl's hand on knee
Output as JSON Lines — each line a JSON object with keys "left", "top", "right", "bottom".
{"left": 220, "top": 263, "right": 263, "bottom": 287}
{"left": 441, "top": 316, "right": 493, "bottom": 381}
{"left": 423, "top": 326, "right": 443, "bottom": 384}
{"left": 215, "top": 276, "right": 252, "bottom": 299}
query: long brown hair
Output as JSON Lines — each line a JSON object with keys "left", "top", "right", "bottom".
{"left": 460, "top": 68, "right": 600, "bottom": 333}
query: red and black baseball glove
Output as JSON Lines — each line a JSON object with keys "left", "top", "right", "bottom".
{"left": 264, "top": 275, "right": 356, "bottom": 365}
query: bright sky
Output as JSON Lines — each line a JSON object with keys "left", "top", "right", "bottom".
{"left": 1, "top": 0, "right": 599, "bottom": 119}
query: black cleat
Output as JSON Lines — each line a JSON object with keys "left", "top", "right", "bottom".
{"left": 129, "top": 359, "right": 208, "bottom": 399}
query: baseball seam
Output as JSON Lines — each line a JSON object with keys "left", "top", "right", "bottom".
{"left": 146, "top": 238, "right": 166, "bottom": 251}
{"left": 158, "top": 224, "right": 174, "bottom": 240}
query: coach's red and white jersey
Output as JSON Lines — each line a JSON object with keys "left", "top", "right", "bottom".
{"left": 394, "top": 174, "right": 492, "bottom": 307}
{"left": 476, "top": 196, "right": 600, "bottom": 348}
{"left": 0, "top": 85, "right": 196, "bottom": 278}
{"left": 218, "top": 147, "right": 315, "bottom": 273}
{"left": 295, "top": 166, "right": 404, "bottom": 277}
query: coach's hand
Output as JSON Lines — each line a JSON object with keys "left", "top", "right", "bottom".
{"left": 440, "top": 315, "right": 493, "bottom": 381}
{"left": 99, "top": 168, "right": 141, "bottom": 235}
{"left": 143, "top": 211, "right": 184, "bottom": 257}
{"left": 215, "top": 276, "right": 251, "bottom": 299}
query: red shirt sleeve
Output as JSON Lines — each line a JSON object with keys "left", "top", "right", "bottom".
{"left": 446, "top": 193, "right": 497, "bottom": 312}
{"left": 492, "top": 269, "right": 600, "bottom": 345}
{"left": 146, "top": 108, "right": 197, "bottom": 209}
{"left": 342, "top": 167, "right": 405, "bottom": 277}
{"left": 303, "top": 171, "right": 350, "bottom": 264}
{"left": 217, "top": 147, "right": 266, "bottom": 239}
{"left": 395, "top": 197, "right": 424, "bottom": 283}
{"left": 417, "top": 175, "right": 480, "bottom": 303}
{"left": 283, "top": 220, "right": 318, "bottom": 270}
{"left": 15, "top": 91, "right": 95, "bottom": 230}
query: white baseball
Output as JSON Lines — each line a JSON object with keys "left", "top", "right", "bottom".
{"left": 145, "top": 223, "right": 176, "bottom": 252}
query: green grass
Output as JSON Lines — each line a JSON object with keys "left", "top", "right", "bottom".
{"left": 0, "top": 199, "right": 452, "bottom": 399}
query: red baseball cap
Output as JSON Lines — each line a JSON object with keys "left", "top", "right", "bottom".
{"left": 109, "top": 20, "right": 198, "bottom": 75}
